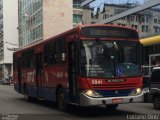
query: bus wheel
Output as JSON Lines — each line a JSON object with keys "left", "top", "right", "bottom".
{"left": 153, "top": 95, "right": 160, "bottom": 110}
{"left": 57, "top": 88, "right": 67, "bottom": 111}
{"left": 105, "top": 104, "right": 118, "bottom": 111}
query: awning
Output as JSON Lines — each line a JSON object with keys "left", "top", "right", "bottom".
{"left": 140, "top": 35, "right": 160, "bottom": 46}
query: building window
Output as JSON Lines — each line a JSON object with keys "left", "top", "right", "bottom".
{"left": 154, "top": 19, "right": 158, "bottom": 23}
{"left": 141, "top": 16, "right": 145, "bottom": 23}
{"left": 91, "top": 13, "right": 94, "bottom": 19}
{"left": 103, "top": 14, "right": 106, "bottom": 19}
{"left": 73, "top": 0, "right": 81, "bottom": 9}
{"left": 154, "top": 26, "right": 160, "bottom": 33}
{"left": 142, "top": 25, "right": 149, "bottom": 32}
{"left": 91, "top": 13, "right": 99, "bottom": 19}
{"left": 73, "top": 14, "right": 82, "bottom": 24}
{"left": 140, "top": 15, "right": 149, "bottom": 23}
{"left": 130, "top": 15, "right": 135, "bottom": 22}
{"left": 103, "top": 14, "right": 109, "bottom": 20}
{"left": 135, "top": 15, "right": 138, "bottom": 22}
{"left": 122, "top": 17, "right": 126, "bottom": 20}
{"left": 127, "top": 16, "right": 130, "bottom": 22}
{"left": 145, "top": 16, "right": 149, "bottom": 23}
{"left": 132, "top": 25, "right": 137, "bottom": 29}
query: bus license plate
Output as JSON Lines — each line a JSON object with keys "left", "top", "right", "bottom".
{"left": 112, "top": 98, "right": 123, "bottom": 104}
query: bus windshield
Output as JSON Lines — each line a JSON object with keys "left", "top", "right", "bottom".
{"left": 79, "top": 40, "right": 141, "bottom": 78}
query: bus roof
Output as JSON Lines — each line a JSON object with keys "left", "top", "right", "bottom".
{"left": 14, "top": 24, "right": 138, "bottom": 54}
{"left": 140, "top": 35, "right": 160, "bottom": 46}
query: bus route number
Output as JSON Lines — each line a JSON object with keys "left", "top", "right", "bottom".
{"left": 92, "top": 80, "right": 103, "bottom": 85}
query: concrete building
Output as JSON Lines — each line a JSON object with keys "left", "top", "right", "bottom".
{"left": 73, "top": 0, "right": 83, "bottom": 27}
{"left": 18, "top": 0, "right": 83, "bottom": 48}
{"left": 82, "top": 4, "right": 160, "bottom": 38}
{"left": 0, "top": 0, "right": 18, "bottom": 79}
{"left": 18, "top": 0, "right": 72, "bottom": 47}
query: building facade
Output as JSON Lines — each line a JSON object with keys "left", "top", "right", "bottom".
{"left": 82, "top": 4, "right": 160, "bottom": 38}
{"left": 18, "top": 0, "right": 43, "bottom": 47}
{"left": 18, "top": 0, "right": 83, "bottom": 48}
{"left": 73, "top": 0, "right": 83, "bottom": 27}
{"left": 0, "top": 0, "right": 18, "bottom": 79}
{"left": 18, "top": 0, "right": 73, "bottom": 48}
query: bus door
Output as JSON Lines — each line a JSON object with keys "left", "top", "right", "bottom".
{"left": 35, "top": 53, "right": 43, "bottom": 98}
{"left": 18, "top": 58, "right": 22, "bottom": 93}
{"left": 68, "top": 42, "right": 78, "bottom": 101}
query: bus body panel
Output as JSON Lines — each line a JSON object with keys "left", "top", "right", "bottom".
{"left": 79, "top": 77, "right": 143, "bottom": 90}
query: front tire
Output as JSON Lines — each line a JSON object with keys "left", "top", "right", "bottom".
{"left": 57, "top": 88, "right": 67, "bottom": 111}
{"left": 106, "top": 104, "right": 118, "bottom": 111}
{"left": 153, "top": 95, "right": 160, "bottom": 110}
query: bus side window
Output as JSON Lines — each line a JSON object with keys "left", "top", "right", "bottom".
{"left": 13, "top": 54, "right": 17, "bottom": 70}
{"left": 54, "top": 38, "right": 66, "bottom": 64}
{"left": 44, "top": 41, "right": 54, "bottom": 66}
{"left": 21, "top": 51, "right": 28, "bottom": 69}
{"left": 28, "top": 49, "right": 34, "bottom": 68}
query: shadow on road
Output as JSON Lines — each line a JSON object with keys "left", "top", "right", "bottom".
{"left": 17, "top": 97, "right": 58, "bottom": 109}
{"left": 17, "top": 97, "right": 139, "bottom": 118}
{"left": 66, "top": 105, "right": 138, "bottom": 118}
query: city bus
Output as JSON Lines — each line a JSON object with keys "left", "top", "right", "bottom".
{"left": 13, "top": 25, "right": 145, "bottom": 111}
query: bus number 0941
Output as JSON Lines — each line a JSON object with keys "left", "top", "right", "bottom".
{"left": 92, "top": 80, "right": 103, "bottom": 85}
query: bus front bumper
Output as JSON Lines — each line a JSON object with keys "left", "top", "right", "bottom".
{"left": 79, "top": 89, "right": 147, "bottom": 106}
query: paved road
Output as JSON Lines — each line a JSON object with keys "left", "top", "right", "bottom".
{"left": 0, "top": 85, "right": 159, "bottom": 120}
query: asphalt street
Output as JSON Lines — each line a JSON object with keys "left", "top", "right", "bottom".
{"left": 0, "top": 85, "right": 159, "bottom": 120}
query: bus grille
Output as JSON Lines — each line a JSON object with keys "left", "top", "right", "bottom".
{"left": 96, "top": 89, "right": 134, "bottom": 97}
{"left": 92, "top": 83, "right": 138, "bottom": 89}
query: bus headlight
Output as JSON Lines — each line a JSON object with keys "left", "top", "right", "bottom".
{"left": 129, "top": 88, "right": 142, "bottom": 96}
{"left": 82, "top": 90, "right": 103, "bottom": 98}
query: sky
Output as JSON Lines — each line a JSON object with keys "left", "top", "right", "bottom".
{"left": 89, "top": 0, "right": 146, "bottom": 8}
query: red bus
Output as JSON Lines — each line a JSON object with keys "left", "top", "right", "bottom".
{"left": 13, "top": 25, "right": 144, "bottom": 111}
